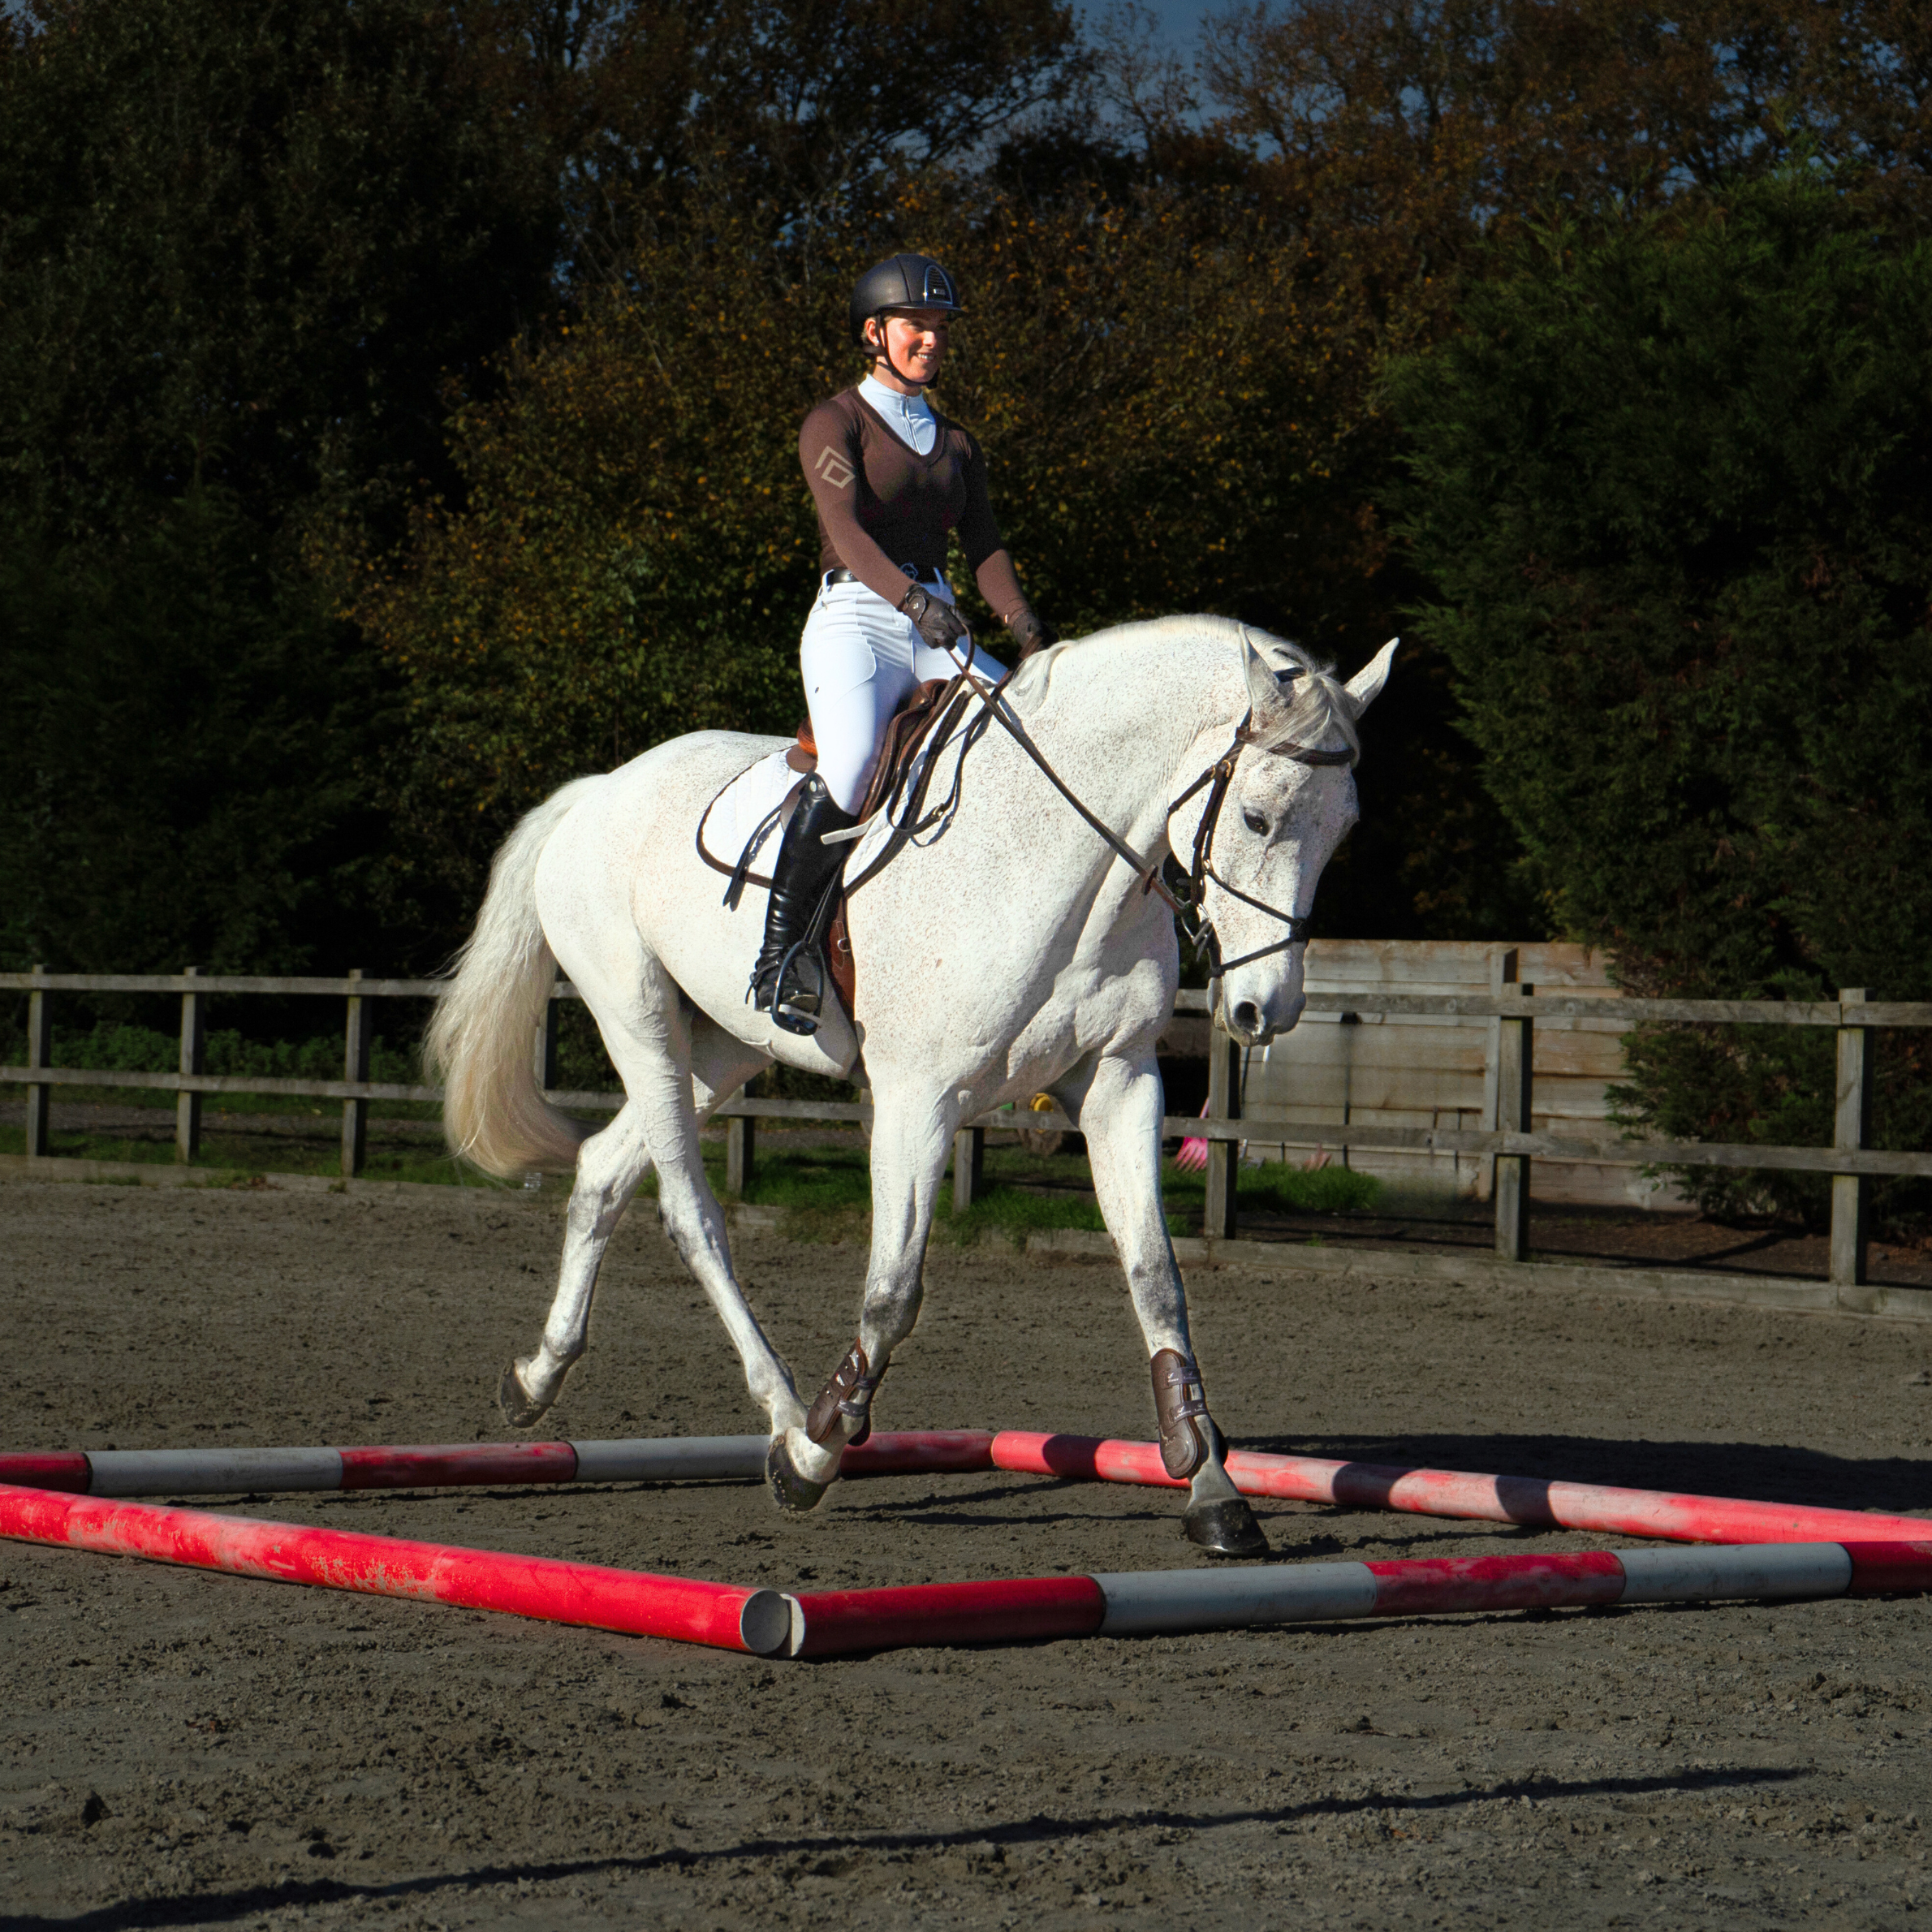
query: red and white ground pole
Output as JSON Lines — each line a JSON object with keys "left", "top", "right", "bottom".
{"left": 0, "top": 1431, "right": 992, "bottom": 1498}
{"left": 2, "top": 1427, "right": 1929, "bottom": 1658}
{"left": 0, "top": 1481, "right": 791, "bottom": 1654}
{"left": 985, "top": 1431, "right": 1932, "bottom": 1548}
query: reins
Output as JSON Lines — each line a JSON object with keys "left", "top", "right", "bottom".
{"left": 930, "top": 638, "right": 1356, "bottom": 978}
{"left": 705, "top": 630, "right": 1356, "bottom": 982}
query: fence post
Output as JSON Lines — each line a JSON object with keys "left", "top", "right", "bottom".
{"left": 534, "top": 980, "right": 558, "bottom": 1093}
{"left": 1830, "top": 987, "right": 1872, "bottom": 1297}
{"left": 726, "top": 1071, "right": 757, "bottom": 1200}
{"left": 341, "top": 968, "right": 369, "bottom": 1179}
{"left": 1205, "top": 1022, "right": 1241, "bottom": 1241}
{"left": 952, "top": 1125, "right": 985, "bottom": 1213}
{"left": 1494, "top": 968, "right": 1533, "bottom": 1261}
{"left": 1481, "top": 948, "right": 1515, "bottom": 1201}
{"left": 24, "top": 964, "right": 50, "bottom": 1158}
{"left": 175, "top": 967, "right": 204, "bottom": 1163}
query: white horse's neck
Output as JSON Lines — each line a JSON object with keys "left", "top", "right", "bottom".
{"left": 1011, "top": 617, "right": 1256, "bottom": 860}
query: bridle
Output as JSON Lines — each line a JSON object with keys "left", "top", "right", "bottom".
{"left": 1158, "top": 714, "right": 1355, "bottom": 974}
{"left": 911, "top": 638, "right": 1356, "bottom": 981}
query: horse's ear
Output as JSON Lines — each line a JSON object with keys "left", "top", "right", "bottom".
{"left": 1240, "top": 628, "right": 1296, "bottom": 735}
{"left": 1343, "top": 638, "right": 1399, "bottom": 720}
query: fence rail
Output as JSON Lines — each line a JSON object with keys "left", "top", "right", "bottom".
{"left": 6, "top": 962, "right": 1930, "bottom": 1292}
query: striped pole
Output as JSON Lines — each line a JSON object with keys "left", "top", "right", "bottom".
{"left": 987, "top": 1432, "right": 1932, "bottom": 1548}
{"left": 0, "top": 1430, "right": 994, "bottom": 1499}
{"left": 2, "top": 1484, "right": 1925, "bottom": 1659}
{"left": 12, "top": 1429, "right": 1924, "bottom": 1561}
{"left": 782, "top": 1540, "right": 1932, "bottom": 1655}
{"left": 0, "top": 1482, "right": 789, "bottom": 1654}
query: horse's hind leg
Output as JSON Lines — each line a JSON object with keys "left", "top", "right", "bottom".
{"left": 501, "top": 974, "right": 791, "bottom": 1436}
{"left": 770, "top": 1079, "right": 954, "bottom": 1502}
{"left": 656, "top": 1008, "right": 804, "bottom": 1434}
{"left": 1071, "top": 1049, "right": 1269, "bottom": 1558}
{"left": 501, "top": 1099, "right": 655, "bottom": 1425}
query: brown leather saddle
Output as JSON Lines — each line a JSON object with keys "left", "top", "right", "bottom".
{"left": 696, "top": 677, "right": 972, "bottom": 1020}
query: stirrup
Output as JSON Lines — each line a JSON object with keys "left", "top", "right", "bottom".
{"left": 766, "top": 938, "right": 826, "bottom": 1037}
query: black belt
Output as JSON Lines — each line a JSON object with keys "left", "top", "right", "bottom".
{"left": 824, "top": 567, "right": 944, "bottom": 589}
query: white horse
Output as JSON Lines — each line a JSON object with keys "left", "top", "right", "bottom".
{"left": 427, "top": 616, "right": 1396, "bottom": 1555}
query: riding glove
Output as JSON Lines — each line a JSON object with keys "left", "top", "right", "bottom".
{"left": 898, "top": 583, "right": 970, "bottom": 653}
{"left": 1011, "top": 609, "right": 1054, "bottom": 659}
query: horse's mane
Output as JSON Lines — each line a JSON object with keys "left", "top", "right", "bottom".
{"left": 1017, "top": 613, "right": 1360, "bottom": 763}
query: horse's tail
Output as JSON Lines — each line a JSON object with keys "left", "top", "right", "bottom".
{"left": 425, "top": 776, "right": 606, "bottom": 1180}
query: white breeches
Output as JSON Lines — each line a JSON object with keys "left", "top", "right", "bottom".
{"left": 800, "top": 577, "right": 1008, "bottom": 813}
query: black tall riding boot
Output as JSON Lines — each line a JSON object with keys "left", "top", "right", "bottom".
{"left": 749, "top": 774, "right": 857, "bottom": 1035}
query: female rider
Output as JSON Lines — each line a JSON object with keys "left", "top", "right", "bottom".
{"left": 750, "top": 252, "right": 1050, "bottom": 1034}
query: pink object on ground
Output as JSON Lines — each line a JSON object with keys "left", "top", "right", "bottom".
{"left": 785, "top": 1576, "right": 1107, "bottom": 1658}
{"left": 987, "top": 1430, "right": 1932, "bottom": 1547}
{"left": 1174, "top": 1099, "right": 1210, "bottom": 1172}
{"left": 0, "top": 1478, "right": 1922, "bottom": 1658}
{"left": 0, "top": 1482, "right": 790, "bottom": 1654}
{"left": 1365, "top": 1550, "right": 1626, "bottom": 1616}
{"left": 1843, "top": 1541, "right": 1932, "bottom": 1594}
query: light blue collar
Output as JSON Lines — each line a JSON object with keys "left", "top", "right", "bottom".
{"left": 859, "top": 374, "right": 936, "bottom": 455}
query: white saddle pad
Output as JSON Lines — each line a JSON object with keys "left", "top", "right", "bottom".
{"left": 700, "top": 748, "right": 806, "bottom": 894}
{"left": 701, "top": 711, "right": 978, "bottom": 903}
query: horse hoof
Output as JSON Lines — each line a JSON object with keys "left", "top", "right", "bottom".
{"left": 498, "top": 1362, "right": 550, "bottom": 1430}
{"left": 766, "top": 1438, "right": 829, "bottom": 1514}
{"left": 1184, "top": 1496, "right": 1270, "bottom": 1559}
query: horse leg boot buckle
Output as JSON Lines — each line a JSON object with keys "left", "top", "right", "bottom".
{"left": 806, "top": 1337, "right": 886, "bottom": 1449}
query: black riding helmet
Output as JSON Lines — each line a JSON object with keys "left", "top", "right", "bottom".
{"left": 848, "top": 254, "right": 963, "bottom": 386}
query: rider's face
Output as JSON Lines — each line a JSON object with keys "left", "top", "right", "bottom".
{"left": 867, "top": 308, "right": 950, "bottom": 390}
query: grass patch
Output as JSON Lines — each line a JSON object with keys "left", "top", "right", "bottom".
{"left": 0, "top": 1121, "right": 509, "bottom": 1188}
{"left": 933, "top": 1184, "right": 1119, "bottom": 1246}
{"left": 1238, "top": 1160, "right": 1382, "bottom": 1215}
{"left": 731, "top": 1144, "right": 872, "bottom": 1240}
{"left": 6, "top": 1119, "right": 1384, "bottom": 1228}
{"left": 712, "top": 1144, "right": 1374, "bottom": 1244}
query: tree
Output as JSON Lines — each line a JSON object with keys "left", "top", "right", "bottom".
{"left": 0, "top": 0, "right": 1093, "bottom": 970}
{"left": 1388, "top": 168, "right": 1932, "bottom": 1223}
{"left": 335, "top": 169, "right": 1426, "bottom": 910}
{"left": 0, "top": 496, "right": 391, "bottom": 977}
{"left": 0, "top": 0, "right": 569, "bottom": 974}
{"left": 0, "top": 0, "right": 564, "bottom": 541}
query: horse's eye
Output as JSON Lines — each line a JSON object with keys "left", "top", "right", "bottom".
{"left": 1242, "top": 809, "right": 1268, "bottom": 836}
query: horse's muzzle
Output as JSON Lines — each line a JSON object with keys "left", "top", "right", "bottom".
{"left": 1221, "top": 988, "right": 1305, "bottom": 1048}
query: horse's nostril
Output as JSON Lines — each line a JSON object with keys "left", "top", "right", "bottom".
{"left": 1231, "top": 1000, "right": 1262, "bottom": 1036}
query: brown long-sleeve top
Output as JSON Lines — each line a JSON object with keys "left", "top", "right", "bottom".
{"left": 799, "top": 389, "right": 1031, "bottom": 626}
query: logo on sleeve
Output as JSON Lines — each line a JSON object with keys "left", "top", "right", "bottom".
{"left": 814, "top": 446, "right": 856, "bottom": 490}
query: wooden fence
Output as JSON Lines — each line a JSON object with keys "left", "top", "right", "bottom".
{"left": 4, "top": 964, "right": 1930, "bottom": 1292}
{"left": 1244, "top": 939, "right": 1675, "bottom": 1208}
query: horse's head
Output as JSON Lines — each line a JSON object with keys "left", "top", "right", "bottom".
{"left": 1201, "top": 630, "right": 1396, "bottom": 1046}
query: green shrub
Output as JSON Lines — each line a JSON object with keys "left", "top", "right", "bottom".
{"left": 1389, "top": 167, "right": 1932, "bottom": 1227}
{"left": 45, "top": 1020, "right": 420, "bottom": 1087}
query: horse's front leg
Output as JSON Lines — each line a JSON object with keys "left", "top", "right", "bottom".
{"left": 767, "top": 1080, "right": 952, "bottom": 1512}
{"left": 1072, "top": 1050, "right": 1269, "bottom": 1558}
